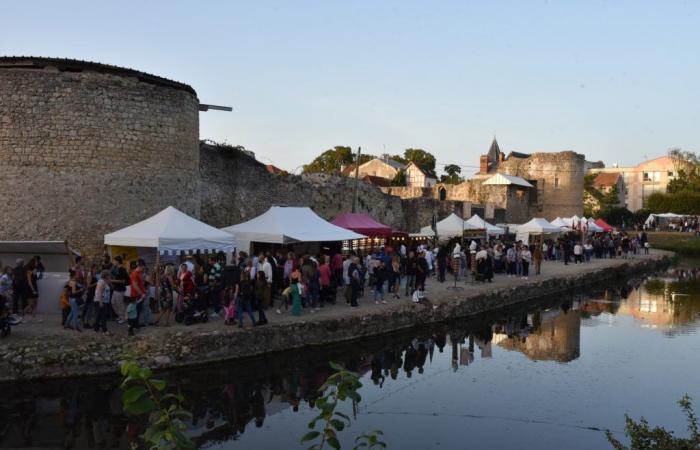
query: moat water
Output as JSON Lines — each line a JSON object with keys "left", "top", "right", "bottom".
{"left": 3, "top": 263, "right": 700, "bottom": 450}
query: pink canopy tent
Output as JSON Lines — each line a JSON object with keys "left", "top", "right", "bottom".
{"left": 595, "top": 218, "right": 614, "bottom": 232}
{"left": 331, "top": 213, "right": 393, "bottom": 238}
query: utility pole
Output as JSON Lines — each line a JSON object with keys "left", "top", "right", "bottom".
{"left": 352, "top": 146, "right": 362, "bottom": 213}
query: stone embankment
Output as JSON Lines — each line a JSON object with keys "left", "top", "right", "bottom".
{"left": 0, "top": 251, "right": 675, "bottom": 383}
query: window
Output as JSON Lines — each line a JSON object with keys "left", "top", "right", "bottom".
{"left": 554, "top": 177, "right": 560, "bottom": 188}
{"left": 668, "top": 171, "right": 674, "bottom": 177}
{"left": 643, "top": 172, "right": 650, "bottom": 181}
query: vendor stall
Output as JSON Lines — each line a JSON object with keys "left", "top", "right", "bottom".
{"left": 515, "top": 218, "right": 561, "bottom": 244}
{"left": 331, "top": 213, "right": 392, "bottom": 253}
{"left": 222, "top": 206, "right": 365, "bottom": 254}
{"left": 465, "top": 214, "right": 504, "bottom": 236}
{"left": 418, "top": 213, "right": 478, "bottom": 241}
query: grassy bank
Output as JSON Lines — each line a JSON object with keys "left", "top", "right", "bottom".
{"left": 648, "top": 232, "right": 700, "bottom": 256}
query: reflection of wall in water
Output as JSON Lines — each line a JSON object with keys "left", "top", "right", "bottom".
{"left": 498, "top": 310, "right": 581, "bottom": 363}
{"left": 616, "top": 279, "right": 700, "bottom": 330}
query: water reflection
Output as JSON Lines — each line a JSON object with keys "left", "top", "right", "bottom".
{"left": 2, "top": 268, "right": 700, "bottom": 449}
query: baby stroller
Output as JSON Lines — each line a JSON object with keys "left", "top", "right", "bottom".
{"left": 0, "top": 295, "right": 19, "bottom": 337}
{"left": 175, "top": 292, "right": 208, "bottom": 326}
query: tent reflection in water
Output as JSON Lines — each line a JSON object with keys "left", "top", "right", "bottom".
{"left": 222, "top": 206, "right": 366, "bottom": 254}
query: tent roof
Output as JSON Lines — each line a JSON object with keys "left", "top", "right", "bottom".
{"left": 518, "top": 218, "right": 562, "bottom": 234}
{"left": 222, "top": 206, "right": 365, "bottom": 244}
{"left": 419, "top": 213, "right": 478, "bottom": 239}
{"left": 105, "top": 206, "right": 236, "bottom": 254}
{"left": 594, "top": 218, "right": 614, "bottom": 232}
{"left": 331, "top": 213, "right": 392, "bottom": 237}
{"left": 482, "top": 173, "right": 534, "bottom": 188}
{"left": 466, "top": 214, "right": 505, "bottom": 235}
{"left": 550, "top": 217, "right": 568, "bottom": 228}
{"left": 587, "top": 219, "right": 604, "bottom": 232}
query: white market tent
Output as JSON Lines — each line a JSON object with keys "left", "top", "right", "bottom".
{"left": 515, "top": 218, "right": 561, "bottom": 244}
{"left": 550, "top": 217, "right": 568, "bottom": 228}
{"left": 466, "top": 214, "right": 505, "bottom": 236}
{"left": 418, "top": 213, "right": 479, "bottom": 240}
{"left": 105, "top": 206, "right": 236, "bottom": 255}
{"left": 644, "top": 213, "right": 687, "bottom": 228}
{"left": 222, "top": 206, "right": 366, "bottom": 251}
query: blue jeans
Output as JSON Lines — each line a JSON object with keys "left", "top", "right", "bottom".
{"left": 237, "top": 299, "right": 256, "bottom": 326}
{"left": 374, "top": 284, "right": 384, "bottom": 301}
{"left": 65, "top": 298, "right": 80, "bottom": 329}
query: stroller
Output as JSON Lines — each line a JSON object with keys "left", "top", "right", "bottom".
{"left": 175, "top": 292, "right": 208, "bottom": 326}
{"left": 0, "top": 295, "right": 20, "bottom": 337}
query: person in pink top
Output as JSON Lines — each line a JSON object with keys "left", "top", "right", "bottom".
{"left": 319, "top": 255, "right": 333, "bottom": 305}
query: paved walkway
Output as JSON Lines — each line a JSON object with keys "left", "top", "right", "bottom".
{"left": 2, "top": 250, "right": 671, "bottom": 346}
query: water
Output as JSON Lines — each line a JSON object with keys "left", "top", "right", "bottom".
{"left": 3, "top": 266, "right": 700, "bottom": 450}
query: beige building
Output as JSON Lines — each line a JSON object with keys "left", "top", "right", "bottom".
{"left": 343, "top": 157, "right": 405, "bottom": 181}
{"left": 588, "top": 156, "right": 678, "bottom": 211}
{"left": 405, "top": 161, "right": 437, "bottom": 188}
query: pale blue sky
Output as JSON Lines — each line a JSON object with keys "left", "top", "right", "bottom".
{"left": 2, "top": 1, "right": 698, "bottom": 173}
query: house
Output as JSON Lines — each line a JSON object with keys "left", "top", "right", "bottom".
{"left": 584, "top": 172, "right": 625, "bottom": 213}
{"left": 587, "top": 156, "right": 678, "bottom": 211}
{"left": 344, "top": 157, "right": 405, "bottom": 181}
{"left": 405, "top": 161, "right": 438, "bottom": 188}
{"left": 361, "top": 175, "right": 393, "bottom": 187}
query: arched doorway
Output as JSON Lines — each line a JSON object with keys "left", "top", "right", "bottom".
{"left": 439, "top": 187, "right": 447, "bottom": 201}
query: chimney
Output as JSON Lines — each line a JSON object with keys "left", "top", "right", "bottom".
{"left": 499, "top": 153, "right": 505, "bottom": 163}
{"left": 480, "top": 155, "right": 489, "bottom": 174}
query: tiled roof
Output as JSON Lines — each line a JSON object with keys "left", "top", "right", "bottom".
{"left": 593, "top": 172, "right": 621, "bottom": 188}
{"left": 362, "top": 175, "right": 392, "bottom": 187}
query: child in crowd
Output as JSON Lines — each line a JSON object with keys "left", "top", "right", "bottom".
{"left": 125, "top": 297, "right": 139, "bottom": 336}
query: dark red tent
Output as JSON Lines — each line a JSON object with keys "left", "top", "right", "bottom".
{"left": 595, "top": 218, "right": 614, "bottom": 232}
{"left": 331, "top": 213, "right": 392, "bottom": 238}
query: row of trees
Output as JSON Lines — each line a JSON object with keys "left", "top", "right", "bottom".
{"left": 302, "top": 146, "right": 464, "bottom": 184}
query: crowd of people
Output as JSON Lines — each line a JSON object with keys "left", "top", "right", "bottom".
{"left": 0, "top": 229, "right": 653, "bottom": 336}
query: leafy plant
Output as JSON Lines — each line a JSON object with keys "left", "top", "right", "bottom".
{"left": 120, "top": 361, "right": 194, "bottom": 450}
{"left": 606, "top": 395, "right": 700, "bottom": 450}
{"left": 302, "top": 362, "right": 387, "bottom": 450}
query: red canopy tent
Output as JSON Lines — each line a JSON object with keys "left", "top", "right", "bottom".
{"left": 331, "top": 213, "right": 393, "bottom": 238}
{"left": 595, "top": 218, "right": 614, "bottom": 232}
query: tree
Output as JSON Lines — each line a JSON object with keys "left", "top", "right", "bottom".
{"left": 391, "top": 169, "right": 406, "bottom": 186}
{"left": 606, "top": 395, "right": 700, "bottom": 450}
{"left": 600, "top": 185, "right": 622, "bottom": 210}
{"left": 303, "top": 146, "right": 374, "bottom": 174}
{"left": 403, "top": 148, "right": 436, "bottom": 171}
{"left": 440, "top": 164, "right": 462, "bottom": 184}
{"left": 667, "top": 148, "right": 700, "bottom": 194}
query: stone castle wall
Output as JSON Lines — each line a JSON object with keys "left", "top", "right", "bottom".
{"left": 199, "top": 144, "right": 463, "bottom": 234}
{"left": 498, "top": 151, "right": 585, "bottom": 220}
{"left": 0, "top": 60, "right": 200, "bottom": 256}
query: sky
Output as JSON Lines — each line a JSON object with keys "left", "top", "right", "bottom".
{"left": 2, "top": 0, "right": 699, "bottom": 173}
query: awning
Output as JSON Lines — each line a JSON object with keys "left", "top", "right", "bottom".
{"left": 105, "top": 206, "right": 236, "bottom": 254}
{"left": 331, "top": 213, "right": 392, "bottom": 238}
{"left": 594, "top": 218, "right": 614, "bottom": 232}
{"left": 466, "top": 214, "right": 505, "bottom": 235}
{"left": 419, "top": 213, "right": 479, "bottom": 239}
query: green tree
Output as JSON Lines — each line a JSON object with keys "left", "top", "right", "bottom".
{"left": 667, "top": 148, "right": 700, "bottom": 193}
{"left": 600, "top": 185, "right": 622, "bottom": 210}
{"left": 304, "top": 146, "right": 355, "bottom": 174}
{"left": 606, "top": 395, "right": 700, "bottom": 450}
{"left": 390, "top": 169, "right": 406, "bottom": 186}
{"left": 402, "top": 148, "right": 436, "bottom": 171}
{"left": 303, "top": 147, "right": 376, "bottom": 174}
{"left": 440, "top": 164, "right": 462, "bottom": 184}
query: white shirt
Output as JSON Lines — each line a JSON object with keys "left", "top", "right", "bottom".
{"left": 258, "top": 260, "right": 273, "bottom": 284}
{"left": 574, "top": 245, "right": 583, "bottom": 255}
{"left": 469, "top": 240, "right": 478, "bottom": 251}
{"left": 400, "top": 244, "right": 407, "bottom": 257}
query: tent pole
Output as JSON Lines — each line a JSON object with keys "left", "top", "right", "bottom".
{"left": 155, "top": 250, "right": 160, "bottom": 304}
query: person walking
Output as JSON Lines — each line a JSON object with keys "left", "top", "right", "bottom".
{"left": 82, "top": 263, "right": 98, "bottom": 328}
{"left": 573, "top": 242, "right": 583, "bottom": 264}
{"left": 349, "top": 257, "right": 361, "bottom": 307}
{"left": 93, "top": 270, "right": 111, "bottom": 334}
{"left": 373, "top": 261, "right": 386, "bottom": 305}
{"left": 405, "top": 251, "right": 417, "bottom": 297}
{"left": 236, "top": 270, "right": 257, "bottom": 327}
{"left": 533, "top": 244, "right": 543, "bottom": 276}
{"left": 11, "top": 259, "right": 27, "bottom": 315}
{"left": 290, "top": 279, "right": 302, "bottom": 316}
{"left": 155, "top": 265, "right": 175, "bottom": 327}
{"left": 521, "top": 246, "right": 532, "bottom": 279}
{"left": 319, "top": 255, "right": 332, "bottom": 306}
{"left": 65, "top": 269, "right": 84, "bottom": 332}
{"left": 24, "top": 258, "right": 39, "bottom": 319}
{"left": 110, "top": 256, "right": 129, "bottom": 324}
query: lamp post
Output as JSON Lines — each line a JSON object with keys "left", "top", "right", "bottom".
{"left": 352, "top": 146, "right": 362, "bottom": 213}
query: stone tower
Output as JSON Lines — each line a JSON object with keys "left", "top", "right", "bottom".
{"left": 0, "top": 57, "right": 200, "bottom": 256}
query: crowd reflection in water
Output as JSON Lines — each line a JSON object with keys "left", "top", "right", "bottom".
{"left": 3, "top": 272, "right": 700, "bottom": 449}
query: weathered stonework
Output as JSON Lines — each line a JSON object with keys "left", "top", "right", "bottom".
{"left": 0, "top": 57, "right": 200, "bottom": 256}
